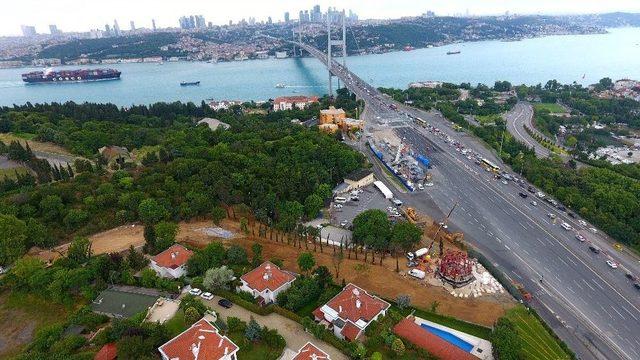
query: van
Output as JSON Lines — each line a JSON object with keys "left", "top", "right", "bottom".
{"left": 589, "top": 245, "right": 600, "bottom": 254}
{"left": 334, "top": 197, "right": 347, "bottom": 204}
{"left": 392, "top": 199, "right": 403, "bottom": 207}
{"left": 561, "top": 222, "right": 572, "bottom": 231}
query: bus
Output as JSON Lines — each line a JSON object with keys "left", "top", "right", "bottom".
{"left": 481, "top": 158, "right": 500, "bottom": 173}
{"left": 414, "top": 117, "right": 427, "bottom": 127}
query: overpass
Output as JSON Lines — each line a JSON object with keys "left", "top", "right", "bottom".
{"left": 289, "top": 25, "right": 640, "bottom": 360}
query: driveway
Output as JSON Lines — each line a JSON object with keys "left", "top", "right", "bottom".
{"left": 204, "top": 297, "right": 348, "bottom": 360}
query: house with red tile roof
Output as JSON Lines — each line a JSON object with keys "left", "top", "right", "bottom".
{"left": 393, "top": 317, "right": 477, "bottom": 360}
{"left": 150, "top": 244, "right": 194, "bottom": 279}
{"left": 94, "top": 343, "right": 117, "bottom": 360}
{"left": 238, "top": 261, "right": 296, "bottom": 305}
{"left": 158, "top": 318, "right": 239, "bottom": 360}
{"left": 273, "top": 95, "right": 319, "bottom": 111}
{"left": 292, "top": 342, "right": 332, "bottom": 360}
{"left": 312, "top": 283, "right": 390, "bottom": 341}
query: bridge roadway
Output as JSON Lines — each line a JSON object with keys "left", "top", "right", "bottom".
{"left": 294, "top": 41, "right": 640, "bottom": 360}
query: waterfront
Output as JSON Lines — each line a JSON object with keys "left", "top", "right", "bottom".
{"left": 1, "top": 27, "right": 639, "bottom": 106}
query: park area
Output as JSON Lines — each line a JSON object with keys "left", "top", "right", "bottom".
{"left": 533, "top": 102, "right": 566, "bottom": 113}
{"left": 505, "top": 306, "right": 571, "bottom": 360}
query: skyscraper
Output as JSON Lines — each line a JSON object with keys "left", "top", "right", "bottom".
{"left": 104, "top": 24, "right": 111, "bottom": 36}
{"left": 21, "top": 25, "right": 37, "bottom": 37}
{"left": 130, "top": 21, "right": 135, "bottom": 31}
{"left": 113, "top": 20, "right": 121, "bottom": 36}
{"left": 284, "top": 12, "right": 290, "bottom": 23}
{"left": 49, "top": 24, "right": 60, "bottom": 35}
{"left": 152, "top": 19, "right": 156, "bottom": 31}
{"left": 311, "top": 5, "right": 321, "bottom": 22}
{"left": 267, "top": 16, "right": 272, "bottom": 25}
{"left": 299, "top": 10, "right": 305, "bottom": 23}
{"left": 195, "top": 15, "right": 206, "bottom": 29}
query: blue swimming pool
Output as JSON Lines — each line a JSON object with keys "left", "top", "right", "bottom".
{"left": 420, "top": 323, "right": 474, "bottom": 352}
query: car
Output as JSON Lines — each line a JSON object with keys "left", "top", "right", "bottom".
{"left": 568, "top": 212, "right": 576, "bottom": 218}
{"left": 418, "top": 184, "right": 424, "bottom": 190}
{"left": 536, "top": 191, "right": 546, "bottom": 198}
{"left": 561, "top": 222, "right": 572, "bottom": 230}
{"left": 578, "top": 220, "right": 587, "bottom": 227}
{"left": 350, "top": 197, "right": 359, "bottom": 202}
{"left": 340, "top": 220, "right": 349, "bottom": 228}
{"left": 334, "top": 204, "right": 343, "bottom": 209}
{"left": 438, "top": 222, "right": 448, "bottom": 229}
{"left": 606, "top": 260, "right": 618, "bottom": 269}
{"left": 218, "top": 298, "right": 233, "bottom": 308}
{"left": 575, "top": 234, "right": 586, "bottom": 242}
{"left": 547, "top": 213, "right": 557, "bottom": 219}
{"left": 189, "top": 288, "right": 202, "bottom": 296}
{"left": 557, "top": 205, "right": 566, "bottom": 211}
{"left": 200, "top": 292, "right": 214, "bottom": 301}
{"left": 590, "top": 227, "right": 598, "bottom": 234}
{"left": 518, "top": 192, "right": 528, "bottom": 198}
{"left": 527, "top": 186, "right": 536, "bottom": 193}
{"left": 530, "top": 201, "right": 538, "bottom": 206}
{"left": 589, "top": 245, "right": 601, "bottom": 254}
{"left": 634, "top": 283, "right": 640, "bottom": 290}
{"left": 424, "top": 182, "right": 434, "bottom": 187}
{"left": 625, "top": 273, "right": 636, "bottom": 281}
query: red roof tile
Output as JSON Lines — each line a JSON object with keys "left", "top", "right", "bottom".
{"left": 240, "top": 261, "right": 295, "bottom": 292}
{"left": 312, "top": 307, "right": 325, "bottom": 321}
{"left": 151, "top": 244, "right": 193, "bottom": 269}
{"left": 94, "top": 343, "right": 117, "bottom": 360}
{"left": 324, "top": 284, "right": 390, "bottom": 325}
{"left": 340, "top": 321, "right": 362, "bottom": 341}
{"left": 292, "top": 342, "right": 332, "bottom": 360}
{"left": 159, "top": 318, "right": 239, "bottom": 360}
{"left": 393, "top": 317, "right": 476, "bottom": 360}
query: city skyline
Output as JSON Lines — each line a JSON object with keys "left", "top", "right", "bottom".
{"left": 3, "top": 0, "right": 640, "bottom": 36}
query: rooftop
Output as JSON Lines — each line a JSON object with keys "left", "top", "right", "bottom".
{"left": 320, "top": 106, "right": 345, "bottom": 115}
{"left": 151, "top": 243, "right": 194, "bottom": 269}
{"left": 393, "top": 317, "right": 477, "bottom": 360}
{"left": 320, "top": 283, "right": 389, "bottom": 326}
{"left": 292, "top": 342, "right": 332, "bottom": 360}
{"left": 240, "top": 261, "right": 296, "bottom": 292}
{"left": 274, "top": 95, "right": 319, "bottom": 104}
{"left": 159, "top": 318, "right": 239, "bottom": 360}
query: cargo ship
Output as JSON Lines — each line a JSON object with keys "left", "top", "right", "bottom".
{"left": 446, "top": 50, "right": 461, "bottom": 55}
{"left": 21, "top": 68, "right": 121, "bottom": 84}
{"left": 180, "top": 81, "right": 200, "bottom": 86}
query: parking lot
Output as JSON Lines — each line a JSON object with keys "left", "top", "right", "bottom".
{"left": 329, "top": 184, "right": 397, "bottom": 229}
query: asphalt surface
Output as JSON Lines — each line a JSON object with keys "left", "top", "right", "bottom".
{"left": 504, "top": 102, "right": 553, "bottom": 158}
{"left": 294, "top": 40, "right": 640, "bottom": 360}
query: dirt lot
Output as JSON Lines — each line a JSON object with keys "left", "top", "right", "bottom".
{"left": 0, "top": 133, "right": 73, "bottom": 156}
{"left": 28, "top": 218, "right": 512, "bottom": 326}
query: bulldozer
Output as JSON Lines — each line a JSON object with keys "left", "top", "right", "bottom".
{"left": 402, "top": 207, "right": 429, "bottom": 228}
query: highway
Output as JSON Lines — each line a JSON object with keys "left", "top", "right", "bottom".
{"left": 293, "top": 40, "right": 640, "bottom": 360}
{"left": 504, "top": 102, "right": 553, "bottom": 158}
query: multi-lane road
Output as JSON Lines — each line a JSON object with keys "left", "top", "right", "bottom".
{"left": 294, "top": 40, "right": 640, "bottom": 359}
{"left": 504, "top": 102, "right": 553, "bottom": 157}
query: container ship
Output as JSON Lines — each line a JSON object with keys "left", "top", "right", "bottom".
{"left": 21, "top": 68, "right": 121, "bottom": 84}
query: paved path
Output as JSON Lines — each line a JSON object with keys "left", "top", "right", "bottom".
{"left": 504, "top": 102, "right": 553, "bottom": 158}
{"left": 203, "top": 298, "right": 348, "bottom": 360}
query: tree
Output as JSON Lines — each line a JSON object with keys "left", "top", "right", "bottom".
{"left": 491, "top": 317, "right": 523, "bottom": 360}
{"left": 203, "top": 266, "right": 235, "bottom": 290}
{"left": 211, "top": 206, "right": 227, "bottom": 225}
{"left": 187, "top": 242, "right": 226, "bottom": 276}
{"left": 297, "top": 252, "right": 316, "bottom": 274}
{"left": 352, "top": 209, "right": 391, "bottom": 262}
{"left": 127, "top": 245, "right": 148, "bottom": 270}
{"left": 39, "top": 195, "right": 65, "bottom": 222}
{"left": 143, "top": 225, "right": 157, "bottom": 253}
{"left": 565, "top": 136, "right": 577, "bottom": 148}
{"left": 116, "top": 335, "right": 155, "bottom": 360}
{"left": 396, "top": 294, "right": 411, "bottom": 309}
{"left": 304, "top": 194, "right": 323, "bottom": 219}
{"left": 179, "top": 294, "right": 209, "bottom": 316}
{"left": 67, "top": 237, "right": 92, "bottom": 264}
{"left": 245, "top": 317, "right": 261, "bottom": 342}
{"left": 331, "top": 251, "right": 344, "bottom": 279}
{"left": 63, "top": 209, "right": 89, "bottom": 230}
{"left": 240, "top": 217, "right": 249, "bottom": 234}
{"left": 154, "top": 221, "right": 178, "bottom": 252}
{"left": 391, "top": 221, "right": 422, "bottom": 271}
{"left": 251, "top": 243, "right": 263, "bottom": 266}
{"left": 184, "top": 307, "right": 201, "bottom": 325}
{"left": 227, "top": 245, "right": 248, "bottom": 264}
{"left": 138, "top": 198, "right": 168, "bottom": 225}
{"left": 0, "top": 214, "right": 28, "bottom": 265}
{"left": 391, "top": 338, "right": 405, "bottom": 355}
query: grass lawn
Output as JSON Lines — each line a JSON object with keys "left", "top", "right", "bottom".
{"left": 164, "top": 309, "right": 188, "bottom": 337}
{"left": 534, "top": 103, "right": 565, "bottom": 113}
{"left": 0, "top": 166, "right": 29, "bottom": 180}
{"left": 404, "top": 307, "right": 492, "bottom": 340}
{"left": 12, "top": 132, "right": 37, "bottom": 140}
{"left": 505, "top": 306, "right": 571, "bottom": 360}
{"left": 228, "top": 332, "right": 283, "bottom": 360}
{"left": 0, "top": 291, "right": 69, "bottom": 358}
{"left": 476, "top": 114, "right": 502, "bottom": 125}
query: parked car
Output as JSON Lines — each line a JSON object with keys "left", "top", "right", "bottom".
{"left": 201, "top": 292, "right": 214, "bottom": 301}
{"left": 606, "top": 260, "right": 618, "bottom": 269}
{"left": 218, "top": 298, "right": 233, "bottom": 308}
{"left": 189, "top": 288, "right": 202, "bottom": 296}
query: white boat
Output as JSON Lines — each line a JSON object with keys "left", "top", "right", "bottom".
{"left": 275, "top": 83, "right": 286, "bottom": 88}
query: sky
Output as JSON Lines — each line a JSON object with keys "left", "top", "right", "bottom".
{"left": 3, "top": 0, "right": 640, "bottom": 36}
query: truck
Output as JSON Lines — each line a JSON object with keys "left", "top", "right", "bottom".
{"left": 408, "top": 269, "right": 426, "bottom": 279}
{"left": 406, "top": 247, "right": 429, "bottom": 261}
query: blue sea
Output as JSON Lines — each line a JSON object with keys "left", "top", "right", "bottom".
{"left": 1, "top": 27, "right": 639, "bottom": 106}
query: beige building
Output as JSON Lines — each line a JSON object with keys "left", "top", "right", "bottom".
{"left": 320, "top": 106, "right": 346, "bottom": 126}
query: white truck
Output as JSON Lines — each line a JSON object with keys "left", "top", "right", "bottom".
{"left": 406, "top": 247, "right": 429, "bottom": 261}
{"left": 408, "top": 269, "right": 426, "bottom": 279}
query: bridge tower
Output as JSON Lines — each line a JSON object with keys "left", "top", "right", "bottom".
{"left": 326, "top": 9, "right": 347, "bottom": 97}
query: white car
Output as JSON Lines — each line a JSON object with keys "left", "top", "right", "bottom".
{"left": 438, "top": 222, "right": 448, "bottom": 229}
{"left": 575, "top": 234, "right": 586, "bottom": 242}
{"left": 424, "top": 182, "right": 434, "bottom": 187}
{"left": 561, "top": 222, "right": 573, "bottom": 231}
{"left": 590, "top": 227, "right": 598, "bottom": 234}
{"left": 547, "top": 213, "right": 557, "bottom": 219}
{"left": 606, "top": 260, "right": 618, "bottom": 269}
{"left": 189, "top": 288, "right": 202, "bottom": 296}
{"left": 200, "top": 292, "right": 214, "bottom": 301}
{"left": 578, "top": 220, "right": 587, "bottom": 227}
{"left": 530, "top": 201, "right": 538, "bottom": 206}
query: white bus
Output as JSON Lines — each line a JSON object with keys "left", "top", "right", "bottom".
{"left": 334, "top": 197, "right": 347, "bottom": 204}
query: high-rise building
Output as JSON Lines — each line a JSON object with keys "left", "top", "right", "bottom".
{"left": 179, "top": 15, "right": 204, "bottom": 29}
{"left": 267, "top": 16, "right": 272, "bottom": 25}
{"left": 104, "top": 24, "right": 111, "bottom": 36}
{"left": 284, "top": 12, "right": 290, "bottom": 23}
{"left": 130, "top": 21, "right": 135, "bottom": 31}
{"left": 152, "top": 19, "right": 156, "bottom": 31}
{"left": 113, "top": 20, "right": 121, "bottom": 36}
{"left": 195, "top": 15, "right": 206, "bottom": 29}
{"left": 21, "top": 25, "right": 37, "bottom": 37}
{"left": 49, "top": 24, "right": 60, "bottom": 35}
{"left": 311, "top": 5, "right": 321, "bottom": 22}
{"left": 299, "top": 10, "right": 305, "bottom": 23}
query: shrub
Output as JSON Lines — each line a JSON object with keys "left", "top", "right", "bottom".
{"left": 245, "top": 317, "right": 261, "bottom": 341}
{"left": 227, "top": 245, "right": 248, "bottom": 265}
{"left": 391, "top": 338, "right": 406, "bottom": 355}
{"left": 227, "top": 316, "right": 246, "bottom": 333}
